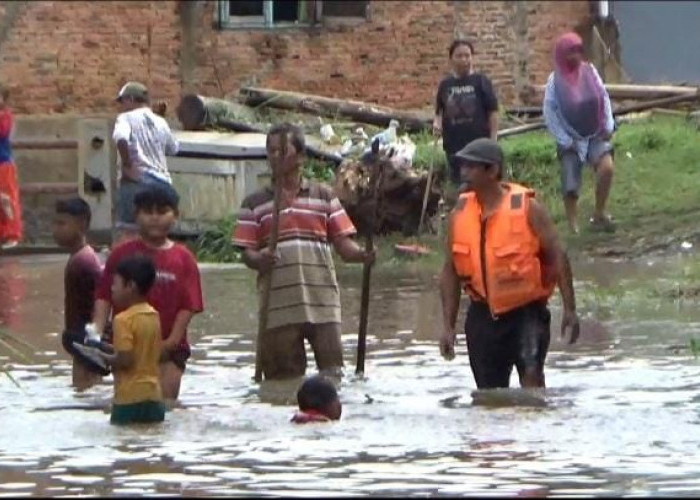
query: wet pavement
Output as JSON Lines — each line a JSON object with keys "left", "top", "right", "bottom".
{"left": 1, "top": 253, "right": 699, "bottom": 496}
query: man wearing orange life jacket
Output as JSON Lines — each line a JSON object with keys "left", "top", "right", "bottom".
{"left": 438, "top": 138, "right": 579, "bottom": 389}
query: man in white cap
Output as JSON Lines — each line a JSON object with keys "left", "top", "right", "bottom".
{"left": 112, "top": 81, "right": 179, "bottom": 244}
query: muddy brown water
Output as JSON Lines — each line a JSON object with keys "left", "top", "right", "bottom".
{"left": 1, "top": 253, "right": 700, "bottom": 496}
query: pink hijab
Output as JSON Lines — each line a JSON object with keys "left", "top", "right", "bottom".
{"left": 553, "top": 32, "right": 606, "bottom": 136}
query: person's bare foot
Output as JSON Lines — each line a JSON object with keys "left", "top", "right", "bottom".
{"left": 590, "top": 214, "right": 616, "bottom": 233}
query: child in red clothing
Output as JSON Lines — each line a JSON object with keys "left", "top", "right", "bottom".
{"left": 291, "top": 375, "right": 342, "bottom": 424}
{"left": 0, "top": 85, "right": 22, "bottom": 248}
{"left": 93, "top": 184, "right": 203, "bottom": 401}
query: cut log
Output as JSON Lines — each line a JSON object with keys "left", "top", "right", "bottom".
{"left": 240, "top": 86, "right": 432, "bottom": 133}
{"left": 530, "top": 83, "right": 700, "bottom": 102}
{"left": 606, "top": 83, "right": 698, "bottom": 99}
{"left": 176, "top": 94, "right": 258, "bottom": 131}
{"left": 613, "top": 92, "right": 699, "bottom": 115}
{"left": 176, "top": 94, "right": 343, "bottom": 165}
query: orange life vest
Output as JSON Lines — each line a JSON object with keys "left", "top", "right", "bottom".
{"left": 451, "top": 183, "right": 555, "bottom": 316}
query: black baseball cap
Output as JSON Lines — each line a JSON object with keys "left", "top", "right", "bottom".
{"left": 454, "top": 138, "right": 504, "bottom": 166}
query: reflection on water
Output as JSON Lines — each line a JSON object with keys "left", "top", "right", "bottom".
{"left": 1, "top": 254, "right": 700, "bottom": 496}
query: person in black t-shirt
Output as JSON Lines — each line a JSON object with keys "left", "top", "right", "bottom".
{"left": 433, "top": 40, "right": 499, "bottom": 186}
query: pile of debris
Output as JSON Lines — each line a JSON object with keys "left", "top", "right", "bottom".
{"left": 333, "top": 144, "right": 441, "bottom": 236}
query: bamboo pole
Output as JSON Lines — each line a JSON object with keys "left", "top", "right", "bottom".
{"left": 355, "top": 139, "right": 382, "bottom": 376}
{"left": 253, "top": 132, "right": 286, "bottom": 383}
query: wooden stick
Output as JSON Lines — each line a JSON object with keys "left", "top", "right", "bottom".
{"left": 355, "top": 140, "right": 382, "bottom": 376}
{"left": 417, "top": 136, "right": 438, "bottom": 236}
{"left": 253, "top": 132, "right": 286, "bottom": 383}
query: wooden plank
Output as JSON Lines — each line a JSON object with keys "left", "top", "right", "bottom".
{"left": 20, "top": 182, "right": 78, "bottom": 195}
{"left": 174, "top": 131, "right": 268, "bottom": 158}
{"left": 11, "top": 139, "right": 78, "bottom": 150}
{"left": 77, "top": 119, "right": 113, "bottom": 232}
{"left": 169, "top": 157, "right": 240, "bottom": 175}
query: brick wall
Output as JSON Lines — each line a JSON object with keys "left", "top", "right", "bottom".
{"left": 0, "top": 1, "right": 590, "bottom": 115}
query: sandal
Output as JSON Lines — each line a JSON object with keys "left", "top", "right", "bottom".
{"left": 589, "top": 215, "right": 616, "bottom": 233}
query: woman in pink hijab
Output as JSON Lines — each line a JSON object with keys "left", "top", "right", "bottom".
{"left": 543, "top": 32, "right": 616, "bottom": 234}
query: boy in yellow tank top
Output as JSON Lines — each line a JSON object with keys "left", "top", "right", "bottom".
{"left": 99, "top": 255, "right": 165, "bottom": 425}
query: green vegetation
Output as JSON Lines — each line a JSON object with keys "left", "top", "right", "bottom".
{"left": 194, "top": 216, "right": 241, "bottom": 264}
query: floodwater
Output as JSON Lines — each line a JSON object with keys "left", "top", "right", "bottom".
{"left": 1, "top": 252, "right": 700, "bottom": 497}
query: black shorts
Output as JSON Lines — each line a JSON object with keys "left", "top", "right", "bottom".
{"left": 465, "top": 300, "right": 551, "bottom": 389}
{"left": 162, "top": 348, "right": 190, "bottom": 372}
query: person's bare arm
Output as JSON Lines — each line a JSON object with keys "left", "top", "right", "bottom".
{"left": 241, "top": 247, "right": 278, "bottom": 273}
{"left": 439, "top": 212, "right": 462, "bottom": 359}
{"left": 527, "top": 198, "right": 579, "bottom": 344}
{"left": 116, "top": 140, "right": 140, "bottom": 181}
{"left": 161, "top": 310, "right": 196, "bottom": 353}
{"left": 433, "top": 112, "right": 443, "bottom": 137}
{"left": 100, "top": 348, "right": 134, "bottom": 370}
{"left": 93, "top": 299, "right": 112, "bottom": 336}
{"left": 488, "top": 110, "right": 499, "bottom": 141}
{"left": 333, "top": 235, "right": 374, "bottom": 264}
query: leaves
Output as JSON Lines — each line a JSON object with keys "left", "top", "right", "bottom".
{"left": 194, "top": 216, "right": 242, "bottom": 264}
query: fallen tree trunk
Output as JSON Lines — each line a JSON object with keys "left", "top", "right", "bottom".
{"left": 612, "top": 92, "right": 700, "bottom": 115}
{"left": 176, "top": 94, "right": 258, "bottom": 131}
{"left": 499, "top": 92, "right": 700, "bottom": 139}
{"left": 530, "top": 83, "right": 700, "bottom": 103}
{"left": 176, "top": 94, "right": 343, "bottom": 165}
{"left": 240, "top": 86, "right": 432, "bottom": 132}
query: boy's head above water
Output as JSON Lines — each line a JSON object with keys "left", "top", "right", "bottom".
{"left": 296, "top": 375, "right": 342, "bottom": 421}
{"left": 112, "top": 255, "right": 156, "bottom": 309}
{"left": 133, "top": 184, "right": 179, "bottom": 243}
{"left": 52, "top": 197, "right": 91, "bottom": 248}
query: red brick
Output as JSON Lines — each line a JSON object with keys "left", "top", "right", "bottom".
{"left": 0, "top": 0, "right": 588, "bottom": 114}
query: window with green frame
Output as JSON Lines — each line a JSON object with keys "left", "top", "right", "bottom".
{"left": 217, "top": 0, "right": 369, "bottom": 29}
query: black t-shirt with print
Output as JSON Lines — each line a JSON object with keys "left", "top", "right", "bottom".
{"left": 435, "top": 73, "right": 499, "bottom": 155}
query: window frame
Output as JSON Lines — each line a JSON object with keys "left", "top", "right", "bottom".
{"left": 216, "top": 0, "right": 369, "bottom": 30}
{"left": 319, "top": 0, "right": 370, "bottom": 23}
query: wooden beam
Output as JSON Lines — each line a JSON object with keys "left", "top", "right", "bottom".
{"left": 12, "top": 139, "right": 78, "bottom": 150}
{"left": 20, "top": 182, "right": 78, "bottom": 195}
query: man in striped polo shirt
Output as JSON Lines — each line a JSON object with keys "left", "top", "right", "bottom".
{"left": 232, "top": 123, "right": 375, "bottom": 380}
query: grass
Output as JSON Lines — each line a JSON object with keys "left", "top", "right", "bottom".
{"left": 498, "top": 116, "right": 700, "bottom": 255}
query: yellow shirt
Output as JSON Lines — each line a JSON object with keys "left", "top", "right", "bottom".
{"left": 112, "top": 302, "right": 163, "bottom": 405}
